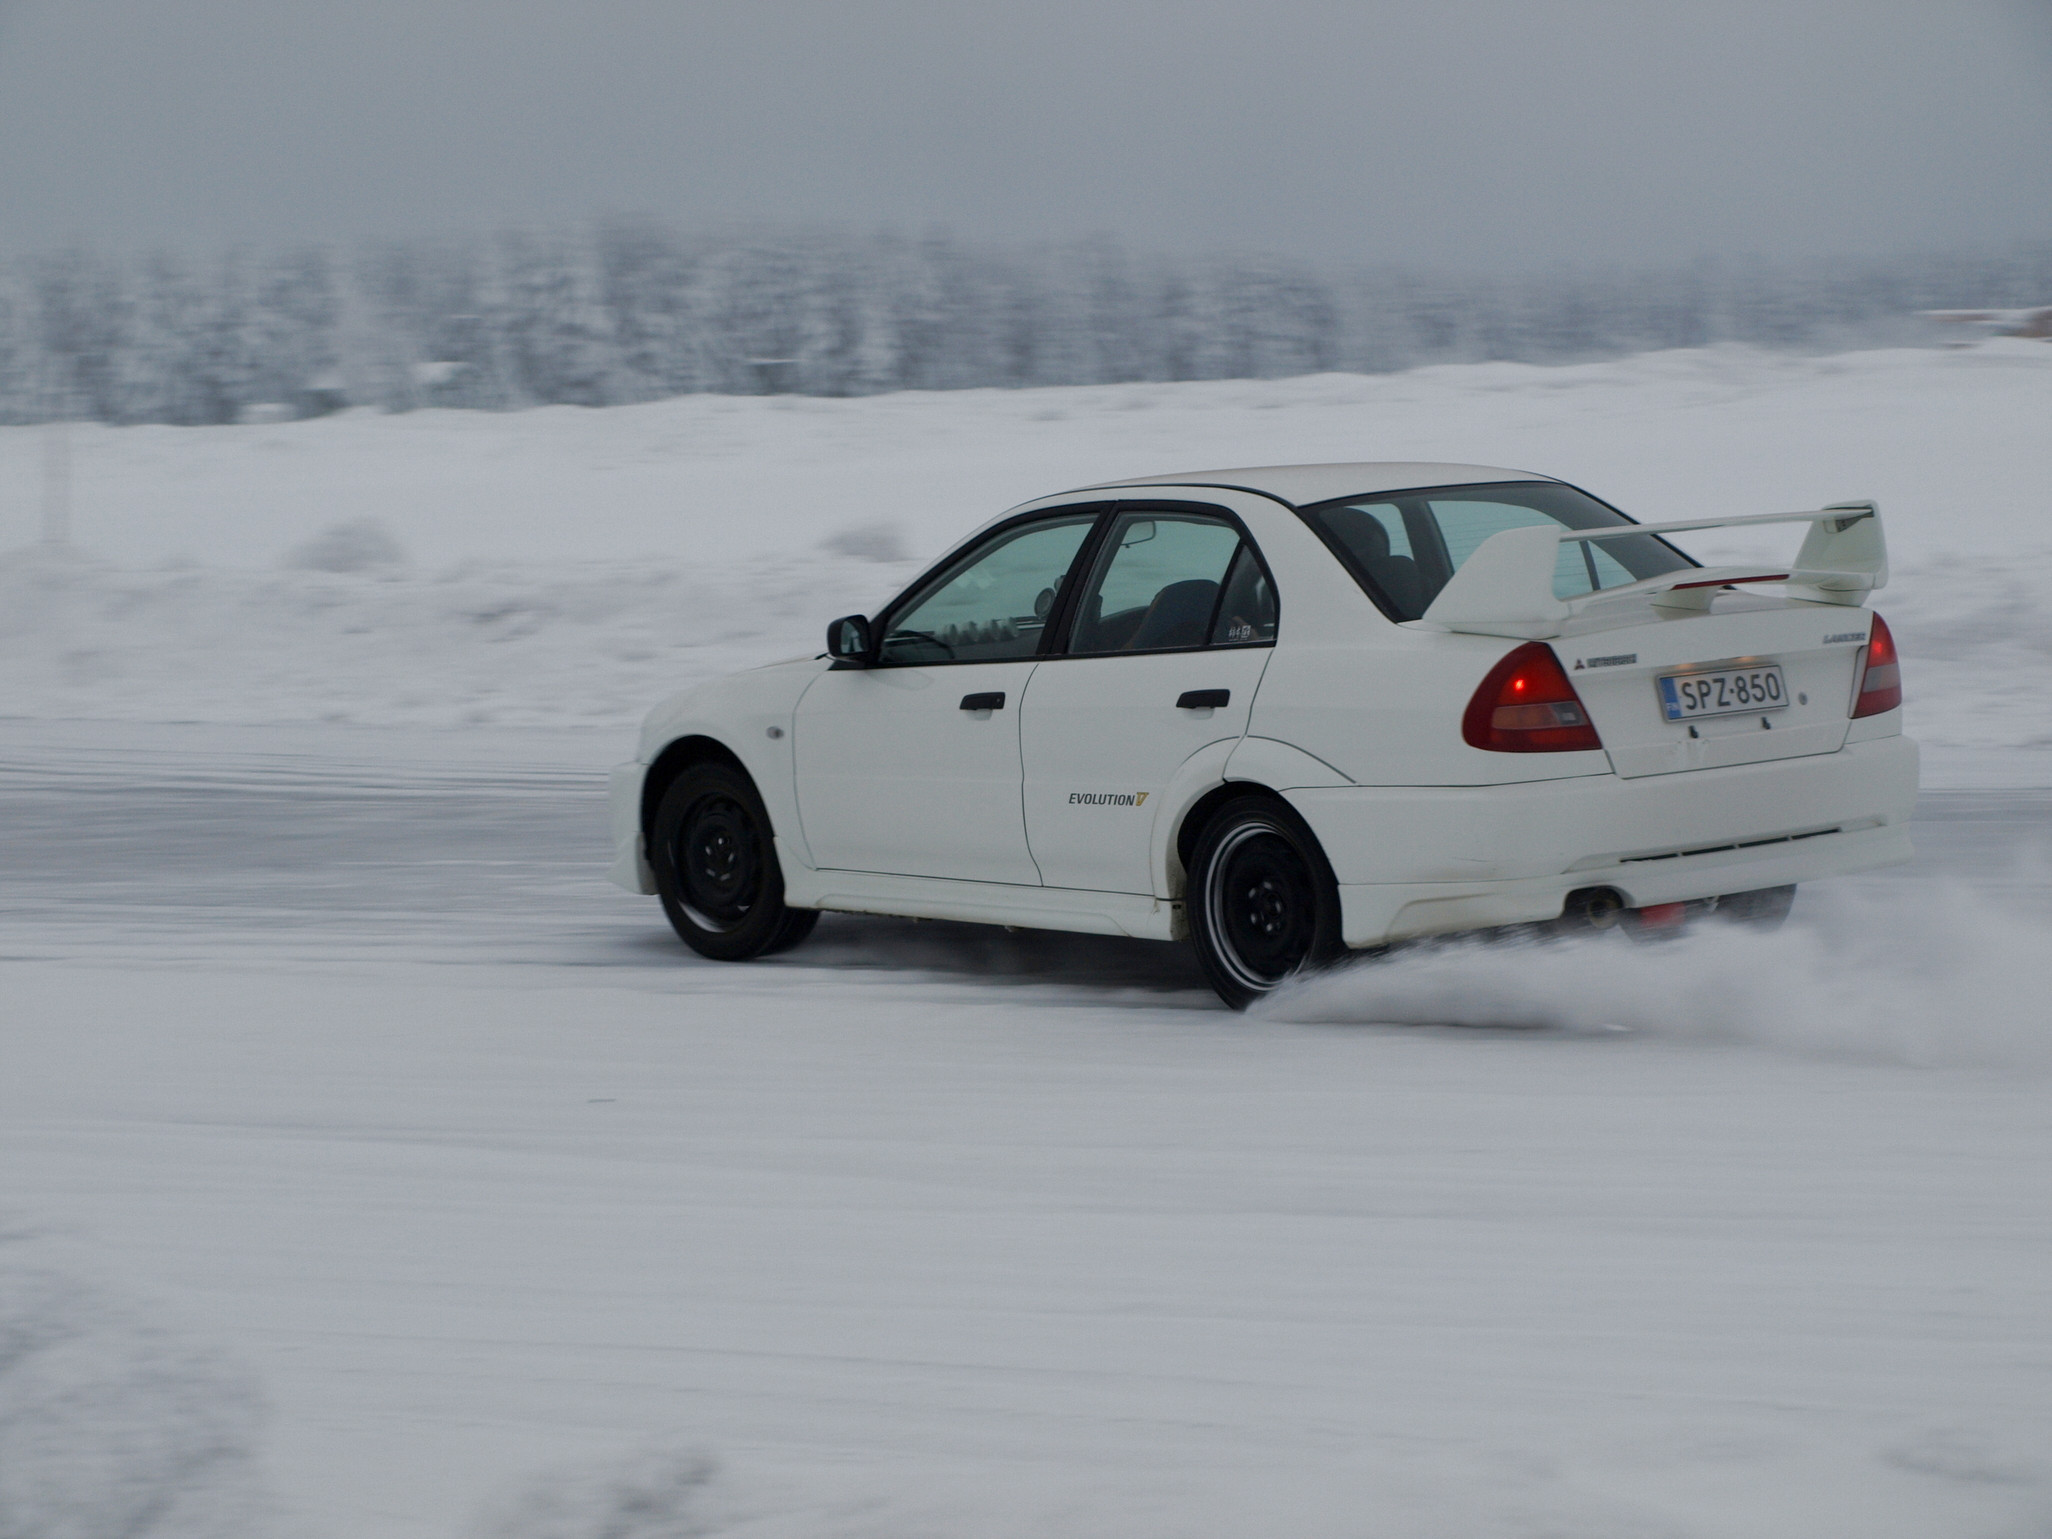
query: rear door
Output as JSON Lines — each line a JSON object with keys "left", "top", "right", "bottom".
{"left": 1019, "top": 508, "right": 1277, "bottom": 894}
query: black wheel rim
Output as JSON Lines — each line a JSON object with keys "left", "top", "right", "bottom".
{"left": 674, "top": 793, "right": 761, "bottom": 932}
{"left": 1206, "top": 822, "right": 1317, "bottom": 992}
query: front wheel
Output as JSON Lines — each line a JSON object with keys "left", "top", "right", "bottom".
{"left": 1186, "top": 796, "right": 1345, "bottom": 1010}
{"left": 650, "top": 763, "right": 818, "bottom": 961}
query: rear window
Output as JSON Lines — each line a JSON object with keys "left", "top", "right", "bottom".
{"left": 1298, "top": 481, "right": 1696, "bottom": 622}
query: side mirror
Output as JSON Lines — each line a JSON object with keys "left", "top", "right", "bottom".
{"left": 827, "top": 614, "right": 874, "bottom": 664}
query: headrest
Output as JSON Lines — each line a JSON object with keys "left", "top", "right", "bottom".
{"left": 1334, "top": 506, "right": 1392, "bottom": 560}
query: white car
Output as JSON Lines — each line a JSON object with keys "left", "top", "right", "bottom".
{"left": 609, "top": 464, "right": 1916, "bottom": 1007}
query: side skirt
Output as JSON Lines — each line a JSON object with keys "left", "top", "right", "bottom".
{"left": 781, "top": 857, "right": 1185, "bottom": 942}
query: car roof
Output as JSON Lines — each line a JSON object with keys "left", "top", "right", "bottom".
{"left": 1073, "top": 462, "right": 1558, "bottom": 508}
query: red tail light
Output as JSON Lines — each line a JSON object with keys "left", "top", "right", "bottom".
{"left": 1849, "top": 612, "right": 1902, "bottom": 718}
{"left": 1462, "top": 641, "right": 1604, "bottom": 753}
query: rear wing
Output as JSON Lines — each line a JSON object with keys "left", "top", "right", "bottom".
{"left": 1416, "top": 502, "right": 1886, "bottom": 640}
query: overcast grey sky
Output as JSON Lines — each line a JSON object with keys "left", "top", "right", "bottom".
{"left": 1, "top": 0, "right": 2049, "bottom": 269}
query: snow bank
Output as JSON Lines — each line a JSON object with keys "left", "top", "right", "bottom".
{"left": 1264, "top": 881, "right": 2052, "bottom": 1071}
{"left": 0, "top": 1231, "right": 273, "bottom": 1539}
{"left": 0, "top": 537, "right": 2041, "bottom": 784}
{"left": 0, "top": 541, "right": 910, "bottom": 734}
{"left": 1, "top": 342, "right": 2046, "bottom": 775}
{"left": 4, "top": 341, "right": 2049, "bottom": 573}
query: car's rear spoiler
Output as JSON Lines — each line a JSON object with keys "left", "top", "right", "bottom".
{"left": 1414, "top": 502, "right": 1886, "bottom": 640}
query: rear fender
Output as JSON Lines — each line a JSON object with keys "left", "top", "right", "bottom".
{"left": 1223, "top": 736, "right": 1356, "bottom": 792}
{"left": 1151, "top": 737, "right": 1354, "bottom": 901}
{"left": 1147, "top": 738, "right": 1241, "bottom": 901}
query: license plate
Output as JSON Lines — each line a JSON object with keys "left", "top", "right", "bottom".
{"left": 1658, "top": 664, "right": 1787, "bottom": 720}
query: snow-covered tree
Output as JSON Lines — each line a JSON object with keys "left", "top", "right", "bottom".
{"left": 5, "top": 227, "right": 2050, "bottom": 423}
{"left": 498, "top": 231, "right": 613, "bottom": 407}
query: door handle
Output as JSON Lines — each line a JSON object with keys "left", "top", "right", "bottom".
{"left": 959, "top": 691, "right": 1006, "bottom": 711}
{"left": 1176, "top": 689, "right": 1230, "bottom": 710}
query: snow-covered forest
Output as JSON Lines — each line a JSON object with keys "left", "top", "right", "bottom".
{"left": 5, "top": 224, "right": 2050, "bottom": 423}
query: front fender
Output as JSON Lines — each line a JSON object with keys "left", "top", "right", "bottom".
{"left": 636, "top": 658, "right": 829, "bottom": 874}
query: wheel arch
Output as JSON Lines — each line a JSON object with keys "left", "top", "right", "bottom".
{"left": 1170, "top": 779, "right": 1304, "bottom": 897}
{"left": 1154, "top": 736, "right": 1344, "bottom": 901}
{"left": 641, "top": 735, "right": 749, "bottom": 838}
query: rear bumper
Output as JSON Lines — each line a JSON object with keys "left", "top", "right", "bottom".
{"left": 1287, "top": 735, "right": 1919, "bottom": 946}
{"left": 607, "top": 760, "right": 656, "bottom": 895}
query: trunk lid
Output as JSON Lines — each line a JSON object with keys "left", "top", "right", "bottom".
{"left": 1551, "top": 592, "right": 1872, "bottom": 779}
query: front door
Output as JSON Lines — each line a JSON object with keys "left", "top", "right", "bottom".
{"left": 792, "top": 512, "right": 1100, "bottom": 884}
{"left": 1020, "top": 510, "right": 1279, "bottom": 894}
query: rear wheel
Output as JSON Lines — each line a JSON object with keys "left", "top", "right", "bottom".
{"left": 650, "top": 763, "right": 818, "bottom": 961}
{"left": 1187, "top": 796, "right": 1344, "bottom": 1010}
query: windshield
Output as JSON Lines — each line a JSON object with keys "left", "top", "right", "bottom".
{"left": 1297, "top": 481, "right": 1696, "bottom": 622}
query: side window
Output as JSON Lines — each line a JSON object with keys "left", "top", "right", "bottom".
{"left": 1210, "top": 544, "right": 1277, "bottom": 645}
{"left": 879, "top": 514, "right": 1096, "bottom": 665}
{"left": 1069, "top": 513, "right": 1248, "bottom": 655}
{"left": 1314, "top": 501, "right": 1430, "bottom": 617}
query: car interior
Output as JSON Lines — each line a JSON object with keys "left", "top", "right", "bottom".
{"left": 1074, "top": 577, "right": 1221, "bottom": 652}
{"left": 1317, "top": 504, "right": 1441, "bottom": 619}
{"left": 1322, "top": 507, "right": 1432, "bottom": 617}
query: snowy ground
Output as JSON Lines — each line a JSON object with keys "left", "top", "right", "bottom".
{"left": 3, "top": 723, "right": 2050, "bottom": 1539}
{"left": 3, "top": 345, "right": 2051, "bottom": 1537}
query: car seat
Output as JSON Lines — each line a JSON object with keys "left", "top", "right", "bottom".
{"left": 1327, "top": 508, "right": 1428, "bottom": 618}
{"left": 1124, "top": 579, "right": 1219, "bottom": 650}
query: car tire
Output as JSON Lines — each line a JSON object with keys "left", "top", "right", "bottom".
{"left": 650, "top": 763, "right": 816, "bottom": 961}
{"left": 1186, "top": 795, "right": 1345, "bottom": 1011}
{"left": 1716, "top": 884, "right": 1796, "bottom": 930}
